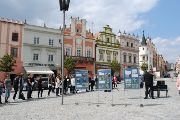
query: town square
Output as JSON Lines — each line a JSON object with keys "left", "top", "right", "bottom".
{"left": 0, "top": 0, "right": 180, "bottom": 120}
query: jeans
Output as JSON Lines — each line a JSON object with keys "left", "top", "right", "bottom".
{"left": 27, "top": 86, "right": 32, "bottom": 99}
{"left": 13, "top": 88, "right": 18, "bottom": 100}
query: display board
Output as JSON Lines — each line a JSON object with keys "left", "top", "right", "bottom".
{"left": 124, "top": 68, "right": 140, "bottom": 89}
{"left": 97, "top": 69, "right": 112, "bottom": 90}
{"left": 75, "top": 69, "right": 88, "bottom": 90}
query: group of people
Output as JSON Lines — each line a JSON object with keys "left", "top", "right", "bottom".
{"left": 0, "top": 73, "right": 78, "bottom": 104}
{"left": 0, "top": 73, "right": 29, "bottom": 104}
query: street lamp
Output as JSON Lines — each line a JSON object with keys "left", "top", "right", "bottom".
{"left": 59, "top": 0, "right": 70, "bottom": 105}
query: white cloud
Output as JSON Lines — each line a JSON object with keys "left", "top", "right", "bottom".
{"left": 0, "top": 0, "right": 159, "bottom": 33}
{"left": 69, "top": 0, "right": 159, "bottom": 33}
{"left": 152, "top": 37, "right": 180, "bottom": 63}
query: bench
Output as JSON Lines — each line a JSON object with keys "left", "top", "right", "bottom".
{"left": 153, "top": 81, "right": 168, "bottom": 97}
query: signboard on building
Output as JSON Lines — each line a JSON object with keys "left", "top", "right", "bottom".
{"left": 75, "top": 69, "right": 88, "bottom": 90}
{"left": 124, "top": 68, "right": 140, "bottom": 89}
{"left": 97, "top": 69, "right": 112, "bottom": 90}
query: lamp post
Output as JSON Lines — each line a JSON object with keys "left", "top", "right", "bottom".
{"left": 59, "top": 0, "right": 70, "bottom": 105}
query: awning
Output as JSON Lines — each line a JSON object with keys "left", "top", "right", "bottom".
{"left": 24, "top": 66, "right": 54, "bottom": 74}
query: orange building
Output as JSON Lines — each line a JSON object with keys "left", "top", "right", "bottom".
{"left": 64, "top": 17, "right": 95, "bottom": 75}
{"left": 0, "top": 18, "right": 24, "bottom": 81}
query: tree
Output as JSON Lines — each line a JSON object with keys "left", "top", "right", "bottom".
{"left": 110, "top": 60, "right": 121, "bottom": 76}
{"left": 140, "top": 63, "right": 148, "bottom": 72}
{"left": 64, "top": 56, "right": 75, "bottom": 75}
{"left": 0, "top": 54, "right": 16, "bottom": 73}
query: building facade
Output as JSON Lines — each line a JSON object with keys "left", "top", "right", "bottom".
{"left": 64, "top": 17, "right": 95, "bottom": 75}
{"left": 95, "top": 25, "right": 120, "bottom": 72}
{"left": 139, "top": 32, "right": 154, "bottom": 74}
{"left": 23, "top": 24, "right": 62, "bottom": 75}
{"left": 117, "top": 31, "right": 139, "bottom": 71}
{"left": 0, "top": 18, "right": 24, "bottom": 80}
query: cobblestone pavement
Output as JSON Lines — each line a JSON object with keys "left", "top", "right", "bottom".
{"left": 0, "top": 78, "right": 180, "bottom": 120}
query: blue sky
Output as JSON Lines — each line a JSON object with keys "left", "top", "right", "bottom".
{"left": 0, "top": 0, "right": 179, "bottom": 63}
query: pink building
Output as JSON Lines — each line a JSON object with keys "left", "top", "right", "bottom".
{"left": 0, "top": 18, "right": 23, "bottom": 81}
{"left": 64, "top": 17, "right": 95, "bottom": 75}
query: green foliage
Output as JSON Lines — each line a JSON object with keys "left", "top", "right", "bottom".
{"left": 140, "top": 63, "right": 148, "bottom": 72}
{"left": 110, "top": 60, "right": 121, "bottom": 75}
{"left": 64, "top": 57, "right": 75, "bottom": 74}
{"left": 0, "top": 54, "right": 16, "bottom": 72}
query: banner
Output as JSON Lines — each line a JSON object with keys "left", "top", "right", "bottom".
{"left": 124, "top": 68, "right": 140, "bottom": 89}
{"left": 97, "top": 69, "right": 112, "bottom": 90}
{"left": 75, "top": 69, "right": 88, "bottom": 90}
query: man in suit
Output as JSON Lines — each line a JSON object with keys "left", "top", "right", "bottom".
{"left": 144, "top": 70, "right": 155, "bottom": 99}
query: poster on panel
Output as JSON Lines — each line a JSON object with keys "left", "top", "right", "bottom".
{"left": 75, "top": 69, "right": 88, "bottom": 90}
{"left": 124, "top": 68, "right": 140, "bottom": 89}
{"left": 97, "top": 69, "right": 112, "bottom": 90}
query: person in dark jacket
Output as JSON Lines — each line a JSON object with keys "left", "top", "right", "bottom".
{"left": 18, "top": 73, "right": 25, "bottom": 99}
{"left": 144, "top": 70, "right": 155, "bottom": 99}
{"left": 37, "top": 75, "right": 43, "bottom": 98}
{"left": 13, "top": 74, "right": 19, "bottom": 100}
{"left": 27, "top": 74, "right": 33, "bottom": 99}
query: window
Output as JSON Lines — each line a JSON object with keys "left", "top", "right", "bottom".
{"left": 131, "top": 43, "right": 133, "bottom": 47}
{"left": 107, "top": 53, "right": 111, "bottom": 62}
{"left": 11, "top": 47, "right": 18, "bottom": 58}
{"left": 129, "top": 56, "right": 132, "bottom": 63}
{"left": 127, "top": 42, "right": 129, "bottom": 47}
{"left": 143, "top": 48, "right": 144, "bottom": 50}
{"left": 49, "top": 39, "right": 54, "bottom": 46}
{"left": 33, "top": 54, "right": 39, "bottom": 61}
{"left": 123, "top": 55, "right": 126, "bottom": 63}
{"left": 99, "top": 51, "right": 104, "bottom": 61}
{"left": 143, "top": 56, "right": 145, "bottom": 60}
{"left": 65, "top": 48, "right": 71, "bottom": 56}
{"left": 113, "top": 52, "right": 118, "bottom": 61}
{"left": 48, "top": 55, "right": 54, "bottom": 62}
{"left": 76, "top": 48, "right": 82, "bottom": 56}
{"left": 34, "top": 37, "right": 39, "bottom": 44}
{"left": 12, "top": 33, "right": 18, "bottom": 42}
{"left": 134, "top": 56, "right": 136, "bottom": 63}
{"left": 76, "top": 29, "right": 79, "bottom": 33}
{"left": 106, "top": 38, "right": 110, "bottom": 42}
{"left": 86, "top": 50, "right": 91, "bottom": 57}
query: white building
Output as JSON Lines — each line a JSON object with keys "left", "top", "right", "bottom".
{"left": 117, "top": 31, "right": 139, "bottom": 69}
{"left": 139, "top": 31, "right": 153, "bottom": 74}
{"left": 23, "top": 24, "right": 62, "bottom": 75}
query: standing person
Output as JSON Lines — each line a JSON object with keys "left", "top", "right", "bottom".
{"left": 94, "top": 74, "right": 98, "bottom": 89}
{"left": 143, "top": 70, "right": 155, "bottom": 99}
{"left": 52, "top": 74, "right": 56, "bottom": 93}
{"left": 4, "top": 74, "right": 12, "bottom": 103}
{"left": 55, "top": 74, "right": 60, "bottom": 96}
{"left": 63, "top": 76, "right": 68, "bottom": 94}
{"left": 112, "top": 75, "right": 117, "bottom": 89}
{"left": 71, "top": 75, "right": 76, "bottom": 94}
{"left": 88, "top": 76, "right": 92, "bottom": 91}
{"left": 18, "top": 73, "right": 25, "bottom": 100}
{"left": 27, "top": 74, "right": 33, "bottom": 99}
{"left": 176, "top": 74, "right": 180, "bottom": 94}
{"left": 48, "top": 74, "right": 52, "bottom": 96}
{"left": 0, "top": 81, "right": 3, "bottom": 104}
{"left": 37, "top": 75, "right": 43, "bottom": 98}
{"left": 13, "top": 74, "right": 19, "bottom": 100}
{"left": 91, "top": 75, "right": 95, "bottom": 91}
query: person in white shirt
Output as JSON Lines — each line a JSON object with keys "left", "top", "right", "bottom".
{"left": 71, "top": 75, "right": 76, "bottom": 94}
